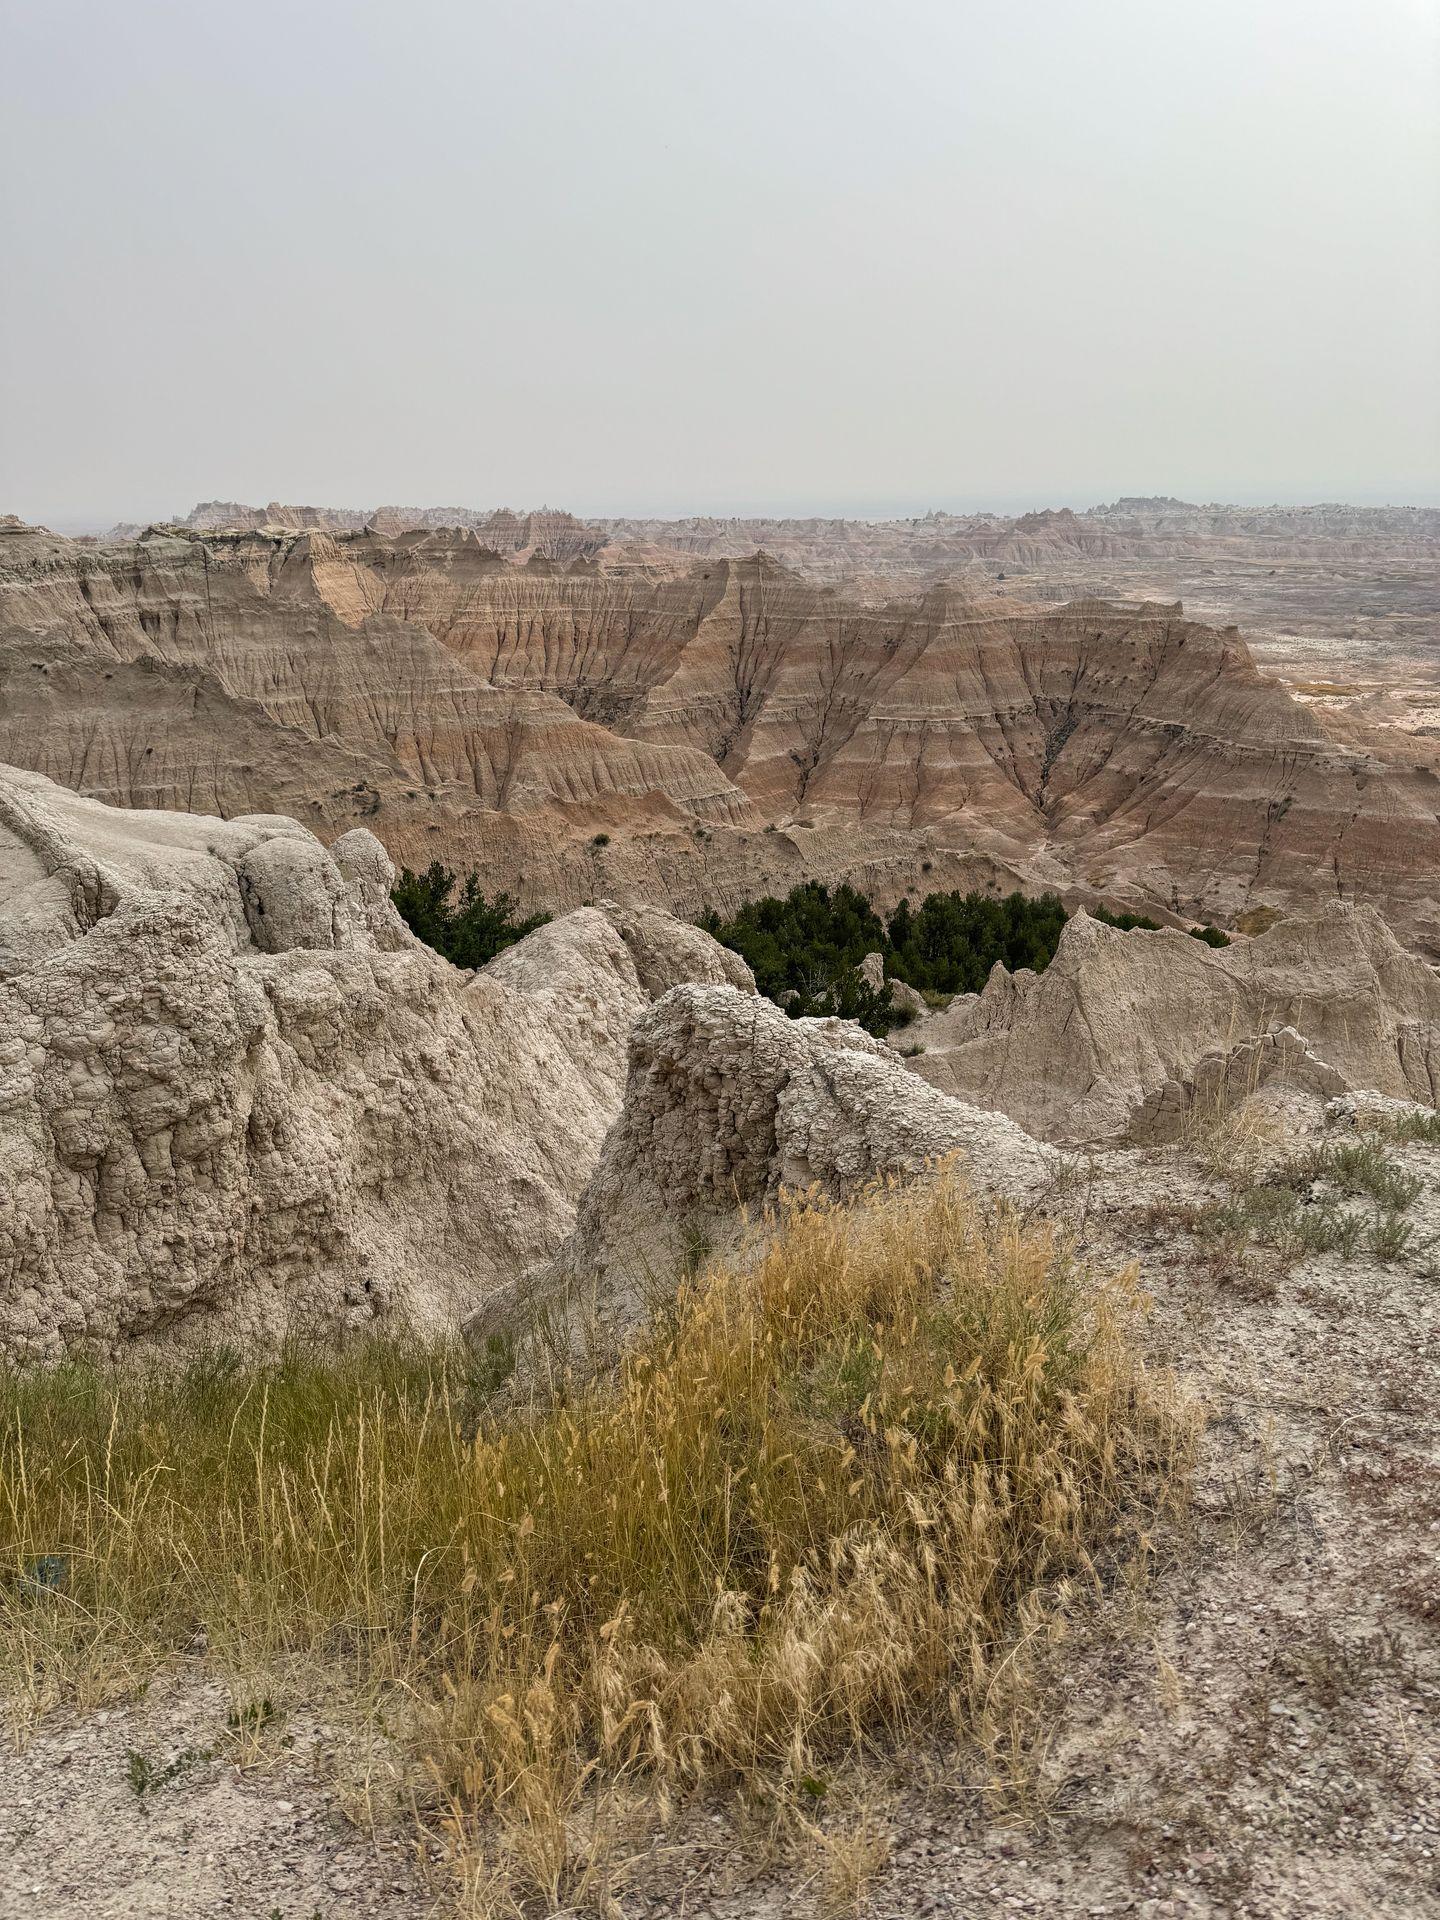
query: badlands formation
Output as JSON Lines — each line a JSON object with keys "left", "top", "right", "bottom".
{"left": 0, "top": 764, "right": 1043, "bottom": 1362}
{"left": 138, "top": 494, "right": 1440, "bottom": 699}
{"left": 3, "top": 514, "right": 1440, "bottom": 1918}
{"left": 4, "top": 513, "right": 1440, "bottom": 950}
{"left": 5, "top": 757, "right": 1440, "bottom": 1368}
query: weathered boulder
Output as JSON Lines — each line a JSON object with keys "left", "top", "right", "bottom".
{"left": 601, "top": 901, "right": 756, "bottom": 999}
{"left": 473, "top": 983, "right": 1060, "bottom": 1341}
{"left": 859, "top": 951, "right": 927, "bottom": 1020}
{"left": 328, "top": 827, "right": 421, "bottom": 951}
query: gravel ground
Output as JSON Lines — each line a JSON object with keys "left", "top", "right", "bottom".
{"left": 0, "top": 1677, "right": 435, "bottom": 1919}
{"left": 4, "top": 1098, "right": 1437, "bottom": 1919}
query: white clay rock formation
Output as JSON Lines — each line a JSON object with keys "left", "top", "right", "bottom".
{"left": 476, "top": 982, "right": 1063, "bottom": 1342}
{"left": 0, "top": 766, "right": 753, "bottom": 1363}
{"left": 909, "top": 904, "right": 1440, "bottom": 1144}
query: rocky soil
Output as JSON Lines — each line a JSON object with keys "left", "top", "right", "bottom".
{"left": 0, "top": 1677, "right": 436, "bottom": 1920}
{"left": 6, "top": 1096, "right": 1436, "bottom": 1918}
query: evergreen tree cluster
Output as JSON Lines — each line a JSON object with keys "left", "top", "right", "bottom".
{"left": 885, "top": 889, "right": 1069, "bottom": 994}
{"left": 1092, "top": 905, "right": 1163, "bottom": 932}
{"left": 391, "top": 863, "right": 549, "bottom": 968}
{"left": 701, "top": 882, "right": 1228, "bottom": 1035}
{"left": 392, "top": 860, "right": 1229, "bottom": 1031}
{"left": 1092, "top": 905, "right": 1229, "bottom": 947}
{"left": 699, "top": 883, "right": 1073, "bottom": 1034}
{"left": 699, "top": 883, "right": 898, "bottom": 1032}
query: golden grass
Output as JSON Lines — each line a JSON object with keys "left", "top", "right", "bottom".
{"left": 1232, "top": 906, "right": 1281, "bottom": 939}
{"left": 1184, "top": 1086, "right": 1285, "bottom": 1188}
{"left": 0, "top": 1172, "right": 1190, "bottom": 1914}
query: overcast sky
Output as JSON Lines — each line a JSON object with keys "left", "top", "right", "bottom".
{"left": 2, "top": 0, "right": 1437, "bottom": 528}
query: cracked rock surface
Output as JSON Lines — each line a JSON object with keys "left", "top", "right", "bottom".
{"left": 0, "top": 766, "right": 752, "bottom": 1362}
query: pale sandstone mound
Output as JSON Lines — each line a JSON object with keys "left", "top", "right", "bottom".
{"left": 0, "top": 768, "right": 749, "bottom": 1363}
{"left": 489, "top": 983, "right": 1060, "bottom": 1337}
{"left": 910, "top": 905, "right": 1440, "bottom": 1145}
{"left": 481, "top": 900, "right": 753, "bottom": 1004}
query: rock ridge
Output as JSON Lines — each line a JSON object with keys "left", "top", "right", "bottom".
{"left": 4, "top": 523, "right": 1438, "bottom": 945}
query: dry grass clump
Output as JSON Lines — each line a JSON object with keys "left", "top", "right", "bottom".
{"left": 1, "top": 1173, "right": 1188, "bottom": 1912}
{"left": 1186, "top": 1092, "right": 1284, "bottom": 1188}
{"left": 1232, "top": 906, "right": 1281, "bottom": 938}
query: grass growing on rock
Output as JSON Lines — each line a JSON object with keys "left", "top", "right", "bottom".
{"left": 1, "top": 1174, "right": 1190, "bottom": 1913}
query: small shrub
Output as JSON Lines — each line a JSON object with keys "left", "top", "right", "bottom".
{"left": 1190, "top": 924, "right": 1231, "bottom": 948}
{"left": 226, "top": 1696, "right": 277, "bottom": 1732}
{"left": 1298, "top": 1204, "right": 1364, "bottom": 1260}
{"left": 1195, "top": 1184, "right": 1298, "bottom": 1247}
{"left": 124, "top": 1745, "right": 207, "bottom": 1804}
{"left": 1385, "top": 1108, "right": 1440, "bottom": 1147}
{"left": 1369, "top": 1212, "right": 1418, "bottom": 1263}
{"left": 591, "top": 832, "right": 610, "bottom": 848}
{"left": 1192, "top": 1132, "right": 1427, "bottom": 1270}
{"left": 1320, "top": 1139, "right": 1421, "bottom": 1212}
{"left": 391, "top": 863, "right": 548, "bottom": 968}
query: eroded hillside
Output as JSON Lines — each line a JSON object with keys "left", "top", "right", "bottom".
{"left": 4, "top": 518, "right": 1439, "bottom": 945}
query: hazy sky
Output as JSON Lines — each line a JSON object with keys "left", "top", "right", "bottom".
{"left": 2, "top": 0, "right": 1437, "bottom": 527}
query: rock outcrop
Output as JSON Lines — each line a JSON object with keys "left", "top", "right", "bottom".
{"left": 483, "top": 982, "right": 1061, "bottom": 1339}
{"left": 0, "top": 767, "right": 752, "bottom": 1363}
{"left": 910, "top": 906, "right": 1440, "bottom": 1145}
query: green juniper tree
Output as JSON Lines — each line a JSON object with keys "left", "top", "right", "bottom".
{"left": 702, "top": 882, "right": 1229, "bottom": 1034}
{"left": 391, "top": 863, "right": 549, "bottom": 968}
